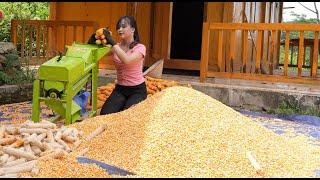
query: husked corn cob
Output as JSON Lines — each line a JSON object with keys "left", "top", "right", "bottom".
{"left": 0, "top": 119, "right": 84, "bottom": 177}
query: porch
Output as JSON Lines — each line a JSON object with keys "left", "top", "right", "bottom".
{"left": 10, "top": 20, "right": 320, "bottom": 86}
{"left": 199, "top": 23, "right": 320, "bottom": 85}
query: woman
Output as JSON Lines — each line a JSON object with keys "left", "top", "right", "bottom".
{"left": 88, "top": 16, "right": 147, "bottom": 115}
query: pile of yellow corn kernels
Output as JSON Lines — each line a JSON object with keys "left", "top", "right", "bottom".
{"left": 3, "top": 86, "right": 320, "bottom": 178}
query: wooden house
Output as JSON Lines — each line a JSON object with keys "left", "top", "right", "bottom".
{"left": 11, "top": 2, "right": 320, "bottom": 84}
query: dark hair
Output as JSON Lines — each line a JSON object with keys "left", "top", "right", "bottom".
{"left": 116, "top": 15, "right": 140, "bottom": 49}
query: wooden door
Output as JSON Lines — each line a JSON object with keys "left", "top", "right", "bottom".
{"left": 149, "top": 2, "right": 205, "bottom": 70}
{"left": 127, "top": 2, "right": 153, "bottom": 67}
{"left": 149, "top": 2, "right": 172, "bottom": 66}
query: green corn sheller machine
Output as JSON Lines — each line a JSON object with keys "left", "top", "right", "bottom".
{"left": 32, "top": 43, "right": 111, "bottom": 125}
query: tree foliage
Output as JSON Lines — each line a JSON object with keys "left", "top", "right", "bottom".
{"left": 288, "top": 11, "right": 319, "bottom": 24}
{"left": 282, "top": 11, "right": 318, "bottom": 39}
{"left": 279, "top": 9, "right": 320, "bottom": 68}
{"left": 0, "top": 2, "right": 48, "bottom": 85}
{"left": 0, "top": 2, "right": 49, "bottom": 42}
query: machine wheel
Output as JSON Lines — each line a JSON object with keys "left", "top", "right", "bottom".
{"left": 47, "top": 89, "right": 61, "bottom": 99}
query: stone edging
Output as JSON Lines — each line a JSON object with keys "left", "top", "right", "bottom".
{"left": 0, "top": 83, "right": 33, "bottom": 105}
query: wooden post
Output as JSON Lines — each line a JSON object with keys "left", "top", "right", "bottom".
{"left": 297, "top": 31, "right": 304, "bottom": 77}
{"left": 229, "top": 30, "right": 235, "bottom": 73}
{"left": 10, "top": 20, "right": 17, "bottom": 46}
{"left": 44, "top": 26, "right": 49, "bottom": 60}
{"left": 311, "top": 31, "right": 319, "bottom": 78}
{"left": 200, "top": 22, "right": 210, "bottom": 82}
{"left": 49, "top": 2, "right": 57, "bottom": 20}
{"left": 49, "top": 2, "right": 57, "bottom": 54}
{"left": 36, "top": 23, "right": 41, "bottom": 64}
{"left": 217, "top": 29, "right": 223, "bottom": 72}
{"left": 64, "top": 25, "right": 67, "bottom": 46}
{"left": 21, "top": 24, "right": 26, "bottom": 59}
{"left": 242, "top": 30, "right": 248, "bottom": 73}
{"left": 53, "top": 25, "right": 57, "bottom": 53}
{"left": 269, "top": 30, "right": 276, "bottom": 75}
{"left": 73, "top": 25, "right": 77, "bottom": 43}
{"left": 283, "top": 30, "right": 290, "bottom": 76}
{"left": 29, "top": 24, "right": 33, "bottom": 61}
{"left": 255, "top": 30, "right": 262, "bottom": 74}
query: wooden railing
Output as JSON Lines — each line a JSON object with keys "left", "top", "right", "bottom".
{"left": 279, "top": 38, "right": 320, "bottom": 69}
{"left": 200, "top": 23, "right": 320, "bottom": 84}
{"left": 11, "top": 20, "right": 98, "bottom": 65}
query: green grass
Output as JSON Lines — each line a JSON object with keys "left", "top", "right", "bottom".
{"left": 267, "top": 101, "right": 320, "bottom": 117}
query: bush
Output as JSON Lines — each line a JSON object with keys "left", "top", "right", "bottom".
{"left": 0, "top": 68, "right": 36, "bottom": 85}
{"left": 0, "top": 2, "right": 49, "bottom": 42}
{"left": 0, "top": 47, "right": 37, "bottom": 85}
{"left": 0, "top": 3, "right": 48, "bottom": 85}
{"left": 0, "top": 71, "right": 10, "bottom": 85}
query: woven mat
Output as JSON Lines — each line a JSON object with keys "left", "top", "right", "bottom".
{"left": 0, "top": 101, "right": 53, "bottom": 123}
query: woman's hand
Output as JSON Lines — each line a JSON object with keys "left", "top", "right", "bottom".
{"left": 103, "top": 28, "right": 116, "bottom": 46}
{"left": 112, "top": 45, "right": 143, "bottom": 65}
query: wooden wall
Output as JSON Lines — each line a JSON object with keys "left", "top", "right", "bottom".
{"left": 50, "top": 2, "right": 154, "bottom": 69}
{"left": 133, "top": 3, "right": 153, "bottom": 67}
{"left": 148, "top": 3, "right": 172, "bottom": 67}
{"left": 205, "top": 2, "right": 282, "bottom": 73}
{"left": 49, "top": 2, "right": 283, "bottom": 72}
{"left": 49, "top": 2, "right": 128, "bottom": 69}
{"left": 206, "top": 2, "right": 225, "bottom": 71}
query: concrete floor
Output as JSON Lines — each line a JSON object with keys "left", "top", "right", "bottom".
{"left": 98, "top": 69, "right": 320, "bottom": 95}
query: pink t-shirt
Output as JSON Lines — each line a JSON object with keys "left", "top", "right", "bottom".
{"left": 109, "top": 43, "right": 146, "bottom": 86}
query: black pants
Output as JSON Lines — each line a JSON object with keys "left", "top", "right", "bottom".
{"left": 100, "top": 82, "right": 147, "bottom": 115}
